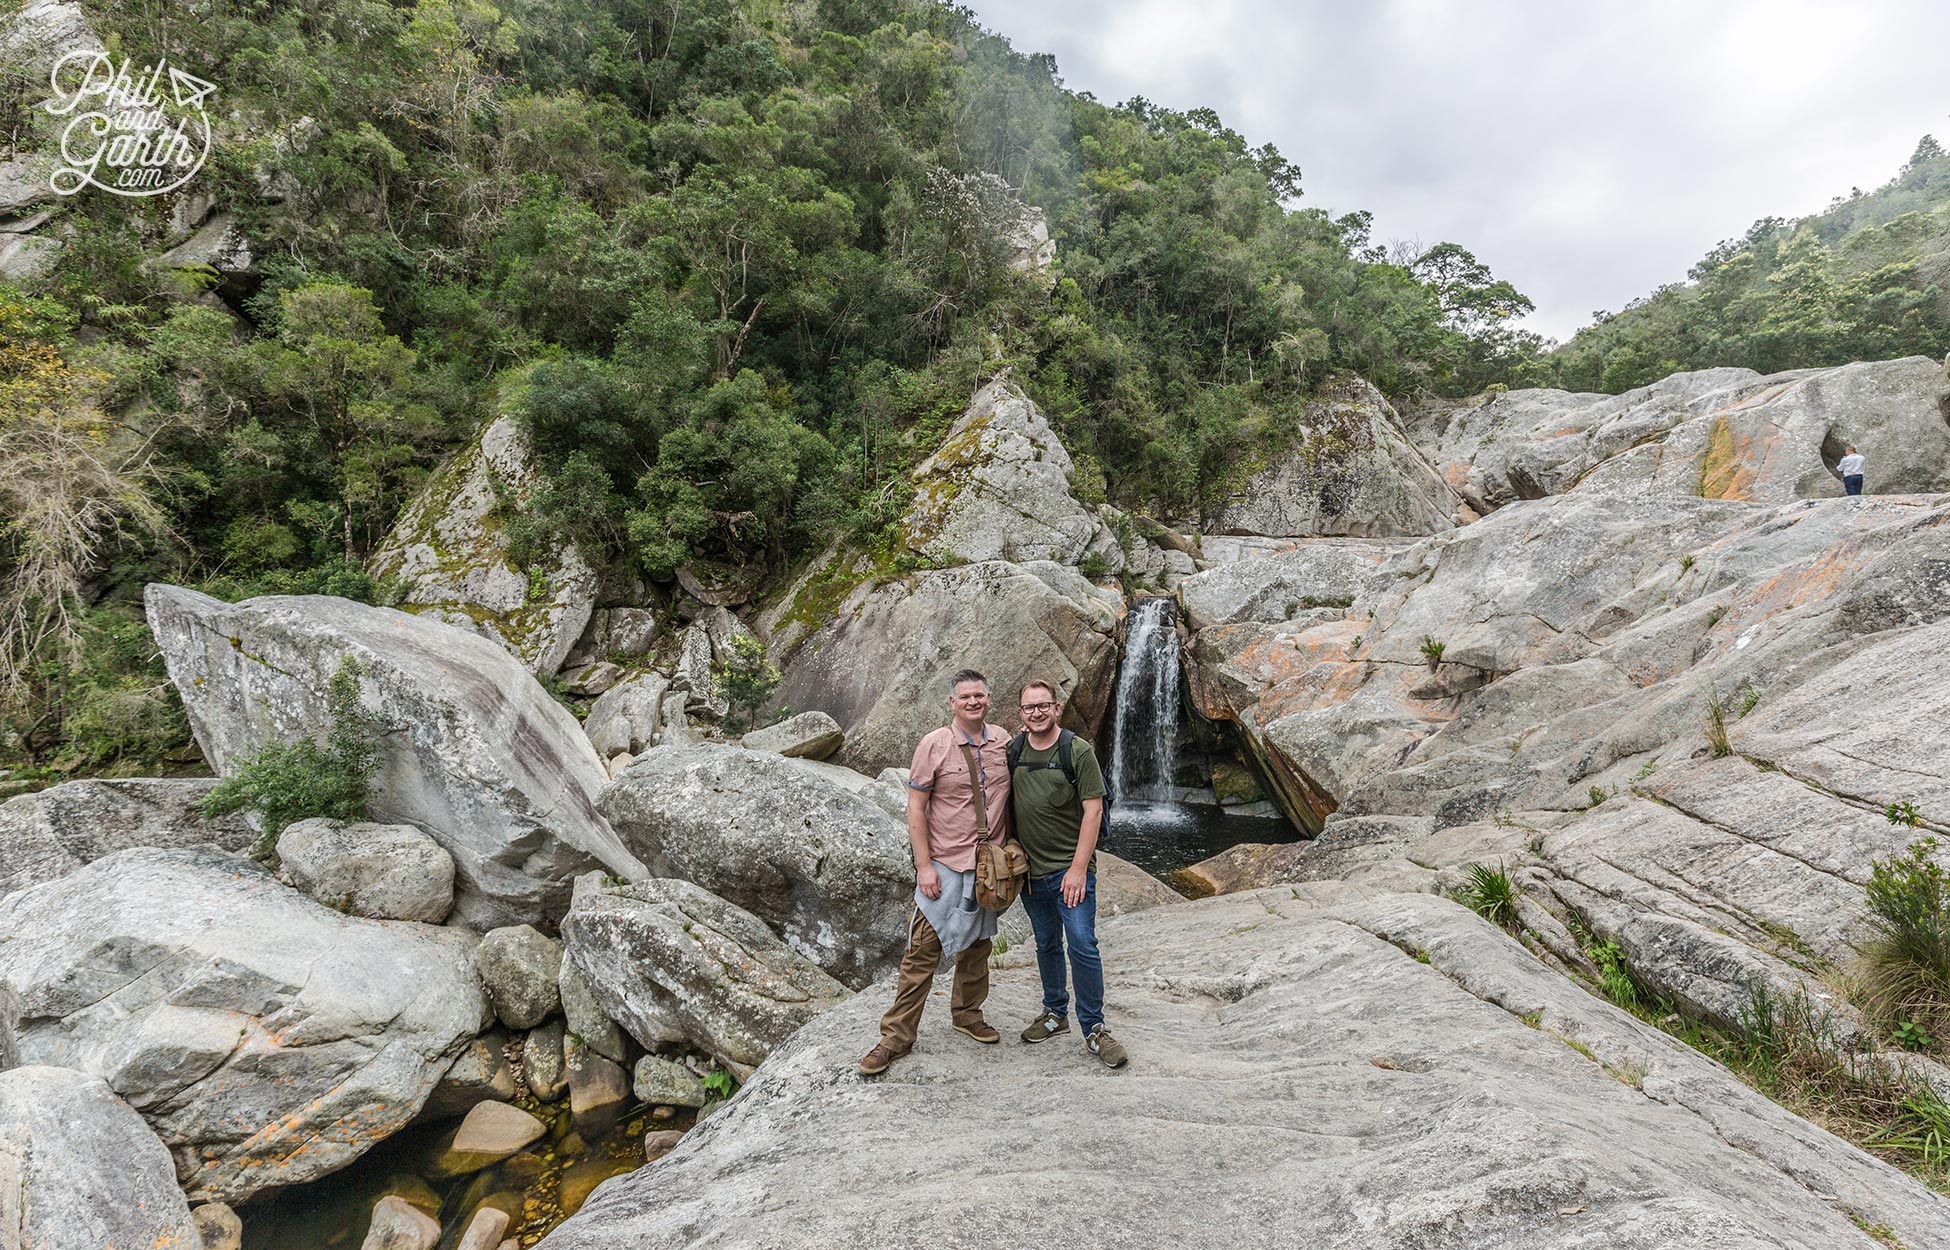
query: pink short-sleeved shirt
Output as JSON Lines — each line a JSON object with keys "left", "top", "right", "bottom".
{"left": 908, "top": 722, "right": 1012, "bottom": 872}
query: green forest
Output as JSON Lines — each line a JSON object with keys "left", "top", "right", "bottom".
{"left": 2, "top": 0, "right": 1947, "bottom": 778}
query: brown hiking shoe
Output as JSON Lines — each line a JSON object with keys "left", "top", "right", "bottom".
{"left": 1020, "top": 1011, "right": 1070, "bottom": 1043}
{"left": 953, "top": 1019, "right": 1001, "bottom": 1044}
{"left": 1085, "top": 1026, "right": 1129, "bottom": 1069}
{"left": 858, "top": 1043, "right": 902, "bottom": 1076}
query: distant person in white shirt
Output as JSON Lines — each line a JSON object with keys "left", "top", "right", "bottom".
{"left": 1839, "top": 446, "right": 1866, "bottom": 496}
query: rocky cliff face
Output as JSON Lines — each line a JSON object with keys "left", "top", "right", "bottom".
{"left": 1416, "top": 356, "right": 1950, "bottom": 513}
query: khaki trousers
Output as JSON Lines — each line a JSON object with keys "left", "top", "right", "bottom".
{"left": 877, "top": 907, "right": 991, "bottom": 1053}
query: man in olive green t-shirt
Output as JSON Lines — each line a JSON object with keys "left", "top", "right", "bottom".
{"left": 1009, "top": 680, "right": 1128, "bottom": 1068}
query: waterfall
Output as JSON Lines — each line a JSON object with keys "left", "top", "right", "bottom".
{"left": 1109, "top": 598, "right": 1182, "bottom": 802}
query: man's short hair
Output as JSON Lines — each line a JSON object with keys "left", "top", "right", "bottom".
{"left": 1019, "top": 679, "right": 1059, "bottom": 703}
{"left": 949, "top": 669, "right": 988, "bottom": 694}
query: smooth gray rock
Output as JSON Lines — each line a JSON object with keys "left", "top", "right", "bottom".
{"left": 1175, "top": 538, "right": 1416, "bottom": 630}
{"left": 153, "top": 211, "right": 255, "bottom": 276}
{"left": 560, "top": 877, "right": 847, "bottom": 1069}
{"left": 0, "top": 777, "right": 255, "bottom": 901}
{"left": 276, "top": 818, "right": 455, "bottom": 922}
{"left": 584, "top": 671, "right": 670, "bottom": 757}
{"left": 369, "top": 414, "right": 598, "bottom": 674}
{"left": 144, "top": 583, "right": 645, "bottom": 929}
{"left": 560, "top": 960, "right": 635, "bottom": 1063}
{"left": 0, "top": 848, "right": 491, "bottom": 1202}
{"left": 740, "top": 710, "right": 845, "bottom": 760}
{"left": 1211, "top": 377, "right": 1463, "bottom": 538}
{"left": 631, "top": 1055, "right": 706, "bottom": 1108}
{"left": 766, "top": 559, "right": 1120, "bottom": 774}
{"left": 0, "top": 1065, "right": 198, "bottom": 1250}
{"left": 477, "top": 925, "right": 564, "bottom": 1030}
{"left": 601, "top": 744, "right": 912, "bottom": 987}
{"left": 539, "top": 890, "right": 1950, "bottom": 1250}
{"left": 524, "top": 1019, "right": 568, "bottom": 1100}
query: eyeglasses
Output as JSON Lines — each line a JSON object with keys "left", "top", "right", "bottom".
{"left": 1020, "top": 701, "right": 1057, "bottom": 713}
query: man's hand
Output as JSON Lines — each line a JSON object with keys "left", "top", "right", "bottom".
{"left": 1062, "top": 866, "right": 1088, "bottom": 906}
{"left": 918, "top": 861, "right": 943, "bottom": 900}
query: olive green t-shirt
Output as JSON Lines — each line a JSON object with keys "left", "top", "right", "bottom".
{"left": 1011, "top": 735, "right": 1107, "bottom": 877}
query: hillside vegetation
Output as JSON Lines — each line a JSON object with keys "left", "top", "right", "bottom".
{"left": 1539, "top": 136, "right": 1950, "bottom": 392}
{"left": 1, "top": 0, "right": 1539, "bottom": 771}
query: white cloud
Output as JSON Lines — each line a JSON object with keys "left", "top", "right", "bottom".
{"left": 967, "top": 0, "right": 1950, "bottom": 339}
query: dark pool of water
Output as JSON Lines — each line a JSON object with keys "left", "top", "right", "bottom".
{"left": 1104, "top": 801, "right": 1299, "bottom": 880}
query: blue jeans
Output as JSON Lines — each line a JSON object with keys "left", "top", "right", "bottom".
{"left": 1021, "top": 869, "right": 1103, "bottom": 1035}
{"left": 1845, "top": 474, "right": 1864, "bottom": 496}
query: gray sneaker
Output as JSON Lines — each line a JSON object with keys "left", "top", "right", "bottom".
{"left": 1085, "top": 1026, "right": 1128, "bottom": 1068}
{"left": 1021, "top": 1011, "right": 1070, "bottom": 1043}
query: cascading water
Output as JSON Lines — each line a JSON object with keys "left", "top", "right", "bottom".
{"left": 1109, "top": 597, "right": 1182, "bottom": 801}
{"left": 1104, "top": 596, "right": 1296, "bottom": 880}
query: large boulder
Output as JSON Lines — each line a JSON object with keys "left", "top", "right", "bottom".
{"left": 369, "top": 414, "right": 599, "bottom": 674}
{"left": 476, "top": 925, "right": 564, "bottom": 1030}
{"left": 766, "top": 559, "right": 1120, "bottom": 774}
{"left": 275, "top": 818, "right": 455, "bottom": 923}
{"left": 900, "top": 376, "right": 1101, "bottom": 566}
{"left": 584, "top": 671, "right": 671, "bottom": 757}
{"left": 1419, "top": 358, "right": 1950, "bottom": 512}
{"left": 0, "top": 777, "right": 255, "bottom": 900}
{"left": 599, "top": 744, "right": 912, "bottom": 987}
{"left": 0, "top": 848, "right": 491, "bottom": 1202}
{"left": 0, "top": 1065, "right": 199, "bottom": 1250}
{"left": 559, "top": 877, "right": 846, "bottom": 1070}
{"left": 740, "top": 709, "right": 844, "bottom": 759}
{"left": 539, "top": 888, "right": 1950, "bottom": 1249}
{"left": 144, "top": 584, "right": 645, "bottom": 928}
{"left": 1209, "top": 377, "right": 1463, "bottom": 538}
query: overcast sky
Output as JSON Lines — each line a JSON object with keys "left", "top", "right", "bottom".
{"left": 966, "top": 0, "right": 1950, "bottom": 341}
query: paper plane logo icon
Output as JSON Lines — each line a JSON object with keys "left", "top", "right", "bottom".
{"left": 169, "top": 66, "right": 218, "bottom": 110}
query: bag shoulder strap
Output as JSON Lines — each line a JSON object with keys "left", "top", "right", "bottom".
{"left": 955, "top": 740, "right": 991, "bottom": 842}
{"left": 1006, "top": 732, "right": 1027, "bottom": 771}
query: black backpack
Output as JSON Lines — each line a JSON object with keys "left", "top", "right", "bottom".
{"left": 1006, "top": 729, "right": 1113, "bottom": 840}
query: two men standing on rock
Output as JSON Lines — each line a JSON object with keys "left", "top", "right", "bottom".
{"left": 859, "top": 670, "right": 1127, "bottom": 1076}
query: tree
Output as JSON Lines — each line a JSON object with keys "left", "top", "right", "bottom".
{"left": 263, "top": 283, "right": 417, "bottom": 561}
{"left": 0, "top": 286, "right": 167, "bottom": 720}
{"left": 712, "top": 632, "right": 780, "bottom": 731}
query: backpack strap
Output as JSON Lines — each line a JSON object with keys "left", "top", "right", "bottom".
{"left": 1056, "top": 729, "right": 1079, "bottom": 791}
{"left": 1006, "top": 732, "right": 1028, "bottom": 772}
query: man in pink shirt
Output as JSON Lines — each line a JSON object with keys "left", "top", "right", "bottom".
{"left": 859, "top": 669, "right": 1012, "bottom": 1075}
